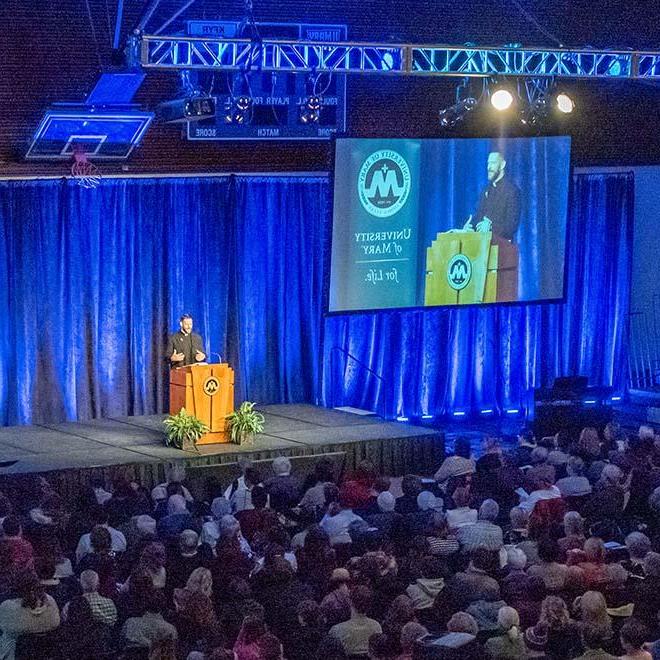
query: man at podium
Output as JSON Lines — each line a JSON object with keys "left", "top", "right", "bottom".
{"left": 462, "top": 151, "right": 521, "bottom": 241}
{"left": 166, "top": 314, "right": 206, "bottom": 368}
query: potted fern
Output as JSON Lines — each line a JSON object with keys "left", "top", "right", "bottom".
{"left": 227, "top": 401, "right": 265, "bottom": 445}
{"left": 163, "top": 408, "right": 209, "bottom": 452}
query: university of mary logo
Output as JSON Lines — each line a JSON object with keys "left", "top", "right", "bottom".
{"left": 358, "top": 150, "right": 411, "bottom": 218}
{"left": 447, "top": 254, "right": 472, "bottom": 290}
{"left": 203, "top": 376, "right": 220, "bottom": 397}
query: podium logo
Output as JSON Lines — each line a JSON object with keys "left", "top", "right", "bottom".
{"left": 203, "top": 376, "right": 220, "bottom": 396}
{"left": 358, "top": 150, "right": 411, "bottom": 217}
{"left": 447, "top": 254, "right": 472, "bottom": 290}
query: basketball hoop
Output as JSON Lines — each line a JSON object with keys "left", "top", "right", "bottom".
{"left": 70, "top": 148, "right": 101, "bottom": 189}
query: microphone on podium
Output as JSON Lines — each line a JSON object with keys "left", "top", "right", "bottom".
{"left": 209, "top": 351, "right": 223, "bottom": 363}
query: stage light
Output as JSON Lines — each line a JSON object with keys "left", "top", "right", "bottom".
{"left": 520, "top": 95, "right": 549, "bottom": 127}
{"left": 396, "top": 416, "right": 409, "bottom": 422}
{"left": 421, "top": 414, "right": 434, "bottom": 420}
{"left": 583, "top": 398, "right": 598, "bottom": 405}
{"left": 611, "top": 395, "right": 622, "bottom": 402}
{"left": 556, "top": 92, "right": 575, "bottom": 114}
{"left": 299, "top": 96, "right": 322, "bottom": 124}
{"left": 452, "top": 411, "right": 467, "bottom": 417}
{"left": 480, "top": 408, "right": 494, "bottom": 415}
{"left": 438, "top": 97, "right": 477, "bottom": 128}
{"left": 505, "top": 408, "right": 520, "bottom": 415}
{"left": 491, "top": 88, "right": 515, "bottom": 111}
{"left": 224, "top": 95, "right": 253, "bottom": 125}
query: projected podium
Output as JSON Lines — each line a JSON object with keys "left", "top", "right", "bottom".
{"left": 424, "top": 232, "right": 518, "bottom": 305}
{"left": 169, "top": 364, "right": 235, "bottom": 444}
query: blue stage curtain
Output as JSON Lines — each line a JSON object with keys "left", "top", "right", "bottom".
{"left": 0, "top": 172, "right": 631, "bottom": 425}
{"left": 323, "top": 172, "right": 634, "bottom": 418}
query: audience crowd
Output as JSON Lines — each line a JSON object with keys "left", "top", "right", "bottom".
{"left": 1, "top": 422, "right": 660, "bottom": 659}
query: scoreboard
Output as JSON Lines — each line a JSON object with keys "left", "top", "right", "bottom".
{"left": 184, "top": 21, "right": 347, "bottom": 141}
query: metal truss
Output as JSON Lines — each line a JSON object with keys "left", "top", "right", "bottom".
{"left": 140, "top": 35, "right": 660, "bottom": 79}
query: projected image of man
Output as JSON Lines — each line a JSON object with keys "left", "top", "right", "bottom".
{"left": 463, "top": 151, "right": 521, "bottom": 241}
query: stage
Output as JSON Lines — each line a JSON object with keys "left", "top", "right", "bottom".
{"left": 0, "top": 404, "right": 444, "bottom": 500}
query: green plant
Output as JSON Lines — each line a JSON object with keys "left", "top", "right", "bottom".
{"left": 163, "top": 408, "right": 209, "bottom": 451}
{"left": 227, "top": 401, "right": 265, "bottom": 445}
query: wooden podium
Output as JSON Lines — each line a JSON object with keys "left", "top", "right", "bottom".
{"left": 424, "top": 231, "right": 519, "bottom": 306}
{"left": 169, "top": 364, "right": 235, "bottom": 444}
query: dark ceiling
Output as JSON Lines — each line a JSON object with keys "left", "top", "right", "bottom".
{"left": 1, "top": 0, "right": 659, "bottom": 177}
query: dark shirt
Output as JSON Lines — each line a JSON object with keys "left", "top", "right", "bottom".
{"left": 265, "top": 475, "right": 301, "bottom": 511}
{"left": 475, "top": 176, "right": 521, "bottom": 241}
{"left": 165, "top": 330, "right": 205, "bottom": 368}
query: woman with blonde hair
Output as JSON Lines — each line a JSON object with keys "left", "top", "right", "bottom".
{"left": 575, "top": 590, "right": 613, "bottom": 646}
{"left": 185, "top": 566, "right": 213, "bottom": 599}
{"left": 527, "top": 595, "right": 580, "bottom": 659}
{"left": 484, "top": 606, "right": 526, "bottom": 658}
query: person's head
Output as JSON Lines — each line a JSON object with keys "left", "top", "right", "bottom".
{"left": 244, "top": 467, "right": 262, "bottom": 488}
{"left": 167, "top": 493, "right": 188, "bottom": 516}
{"left": 400, "top": 621, "right": 428, "bottom": 653}
{"left": 537, "top": 537, "right": 560, "bottom": 564}
{"left": 509, "top": 506, "right": 528, "bottom": 530}
{"left": 420, "top": 556, "right": 445, "bottom": 580}
{"left": 578, "top": 427, "right": 601, "bottom": 458}
{"left": 0, "top": 496, "right": 13, "bottom": 519}
{"left": 644, "top": 551, "right": 660, "bottom": 577}
{"left": 271, "top": 456, "right": 292, "bottom": 477}
{"left": 563, "top": 511, "right": 584, "bottom": 537}
{"left": 454, "top": 437, "right": 472, "bottom": 459}
{"left": 34, "top": 555, "right": 56, "bottom": 582}
{"left": 584, "top": 537, "right": 606, "bottom": 563}
{"left": 241, "top": 614, "right": 267, "bottom": 644}
{"left": 579, "top": 591, "right": 609, "bottom": 625}
{"left": 531, "top": 446, "right": 549, "bottom": 465}
{"left": 211, "top": 496, "right": 232, "bottom": 520}
{"left": 219, "top": 514, "right": 241, "bottom": 542}
{"left": 519, "top": 428, "right": 536, "bottom": 447}
{"left": 447, "top": 611, "right": 479, "bottom": 635}
{"left": 604, "top": 421, "right": 622, "bottom": 444}
{"left": 65, "top": 595, "right": 94, "bottom": 627}
{"left": 417, "top": 491, "right": 443, "bottom": 513}
{"left": 471, "top": 547, "right": 498, "bottom": 573}
{"left": 540, "top": 595, "right": 569, "bottom": 630}
{"left": 478, "top": 498, "right": 499, "bottom": 523}
{"left": 400, "top": 474, "right": 422, "bottom": 498}
{"left": 497, "top": 606, "right": 521, "bottom": 640}
{"left": 566, "top": 455, "right": 586, "bottom": 477}
{"left": 599, "top": 464, "right": 623, "bottom": 487}
{"left": 251, "top": 485, "right": 268, "bottom": 510}
{"left": 313, "top": 458, "right": 335, "bottom": 485}
{"left": 79, "top": 569, "right": 100, "bottom": 593}
{"left": 350, "top": 585, "right": 373, "bottom": 616}
{"left": 297, "top": 599, "right": 323, "bottom": 628}
{"left": 453, "top": 485, "right": 471, "bottom": 509}
{"left": 626, "top": 532, "right": 651, "bottom": 560}
{"left": 2, "top": 515, "right": 21, "bottom": 537}
{"left": 639, "top": 425, "right": 655, "bottom": 443}
{"left": 141, "top": 541, "right": 167, "bottom": 569}
{"left": 487, "top": 151, "right": 506, "bottom": 182}
{"left": 179, "top": 529, "right": 199, "bottom": 556}
{"left": 179, "top": 314, "right": 193, "bottom": 334}
{"left": 90, "top": 525, "right": 112, "bottom": 554}
{"left": 507, "top": 547, "right": 527, "bottom": 571}
{"left": 620, "top": 619, "right": 649, "bottom": 653}
{"left": 367, "top": 633, "right": 397, "bottom": 660}
{"left": 14, "top": 570, "right": 46, "bottom": 610}
{"left": 385, "top": 594, "right": 415, "bottom": 627}
{"left": 377, "top": 491, "right": 396, "bottom": 513}
{"left": 330, "top": 568, "right": 351, "bottom": 592}
{"left": 186, "top": 567, "right": 212, "bottom": 598}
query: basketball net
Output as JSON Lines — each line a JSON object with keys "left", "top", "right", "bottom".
{"left": 70, "top": 148, "right": 101, "bottom": 189}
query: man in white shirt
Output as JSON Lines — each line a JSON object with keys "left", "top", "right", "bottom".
{"left": 76, "top": 509, "right": 126, "bottom": 561}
